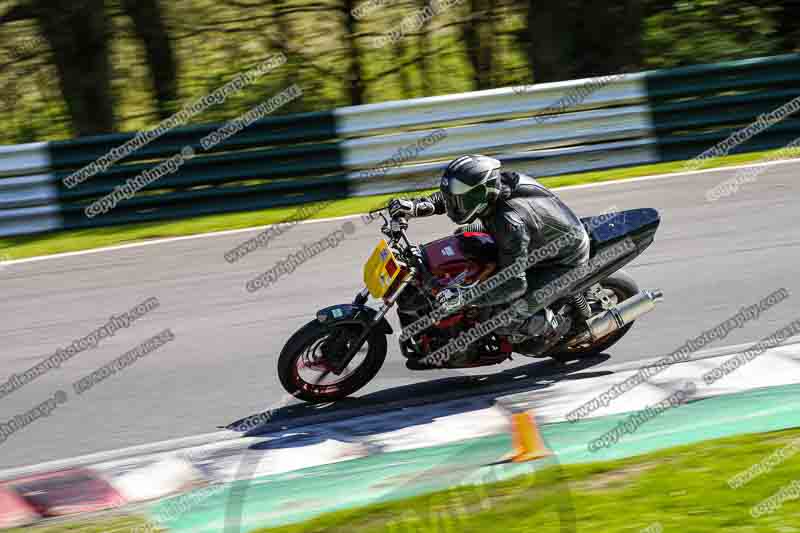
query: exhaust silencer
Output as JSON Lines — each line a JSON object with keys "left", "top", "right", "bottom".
{"left": 586, "top": 289, "right": 663, "bottom": 340}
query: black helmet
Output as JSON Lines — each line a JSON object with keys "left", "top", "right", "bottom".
{"left": 440, "top": 155, "right": 502, "bottom": 224}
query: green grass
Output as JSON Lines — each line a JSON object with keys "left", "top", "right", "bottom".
{"left": 250, "top": 428, "right": 800, "bottom": 533}
{"left": 5, "top": 514, "right": 156, "bottom": 532}
{"left": 0, "top": 148, "right": 796, "bottom": 261}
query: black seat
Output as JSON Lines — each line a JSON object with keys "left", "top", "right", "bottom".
{"left": 581, "top": 208, "right": 660, "bottom": 253}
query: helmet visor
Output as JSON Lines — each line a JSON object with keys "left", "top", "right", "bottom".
{"left": 444, "top": 183, "right": 487, "bottom": 224}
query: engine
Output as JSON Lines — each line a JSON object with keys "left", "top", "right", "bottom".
{"left": 396, "top": 232, "right": 510, "bottom": 366}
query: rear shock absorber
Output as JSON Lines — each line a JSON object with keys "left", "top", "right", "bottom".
{"left": 572, "top": 293, "right": 592, "bottom": 319}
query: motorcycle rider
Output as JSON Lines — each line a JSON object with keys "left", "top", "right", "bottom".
{"left": 388, "top": 154, "right": 591, "bottom": 367}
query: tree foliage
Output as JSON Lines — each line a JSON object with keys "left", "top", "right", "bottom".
{"left": 0, "top": 0, "right": 796, "bottom": 143}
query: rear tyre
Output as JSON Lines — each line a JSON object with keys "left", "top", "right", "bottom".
{"left": 549, "top": 270, "right": 639, "bottom": 362}
{"left": 278, "top": 320, "right": 387, "bottom": 403}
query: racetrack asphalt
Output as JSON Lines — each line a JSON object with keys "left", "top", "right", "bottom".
{"left": 1, "top": 160, "right": 798, "bottom": 469}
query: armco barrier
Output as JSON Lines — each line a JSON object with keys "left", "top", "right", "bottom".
{"left": 1, "top": 54, "right": 799, "bottom": 237}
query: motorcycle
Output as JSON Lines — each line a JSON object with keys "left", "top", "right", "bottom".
{"left": 278, "top": 207, "right": 664, "bottom": 403}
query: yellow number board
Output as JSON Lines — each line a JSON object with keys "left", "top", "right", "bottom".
{"left": 363, "top": 239, "right": 401, "bottom": 299}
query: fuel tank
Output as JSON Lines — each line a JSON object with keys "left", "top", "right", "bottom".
{"left": 422, "top": 232, "right": 497, "bottom": 285}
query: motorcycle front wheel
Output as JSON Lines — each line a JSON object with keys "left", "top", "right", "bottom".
{"left": 277, "top": 320, "right": 387, "bottom": 403}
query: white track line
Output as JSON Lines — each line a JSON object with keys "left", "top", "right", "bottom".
{"left": 4, "top": 157, "right": 799, "bottom": 266}
{"left": 0, "top": 429, "right": 239, "bottom": 481}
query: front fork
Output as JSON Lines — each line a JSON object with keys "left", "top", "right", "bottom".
{"left": 331, "top": 269, "right": 416, "bottom": 374}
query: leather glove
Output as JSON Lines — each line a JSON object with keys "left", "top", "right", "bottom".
{"left": 388, "top": 198, "right": 416, "bottom": 218}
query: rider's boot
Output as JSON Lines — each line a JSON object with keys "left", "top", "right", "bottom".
{"left": 515, "top": 309, "right": 572, "bottom": 357}
{"left": 523, "top": 308, "right": 561, "bottom": 337}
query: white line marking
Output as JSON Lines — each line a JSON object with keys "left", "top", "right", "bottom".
{"left": 4, "top": 158, "right": 800, "bottom": 265}
{"left": 549, "top": 156, "right": 800, "bottom": 192}
{"left": 0, "top": 430, "right": 239, "bottom": 481}
{"left": 590, "top": 335, "right": 800, "bottom": 375}
{"left": 2, "top": 214, "right": 362, "bottom": 266}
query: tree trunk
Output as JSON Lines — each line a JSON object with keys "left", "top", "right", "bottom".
{"left": 526, "top": 0, "right": 576, "bottom": 82}
{"left": 464, "top": 0, "right": 493, "bottom": 89}
{"left": 31, "top": 0, "right": 115, "bottom": 136}
{"left": 397, "top": 30, "right": 414, "bottom": 98}
{"left": 416, "top": 0, "right": 433, "bottom": 94}
{"left": 526, "top": 0, "right": 641, "bottom": 83}
{"left": 342, "top": 0, "right": 365, "bottom": 105}
{"left": 574, "top": 0, "right": 642, "bottom": 76}
{"left": 776, "top": 2, "right": 800, "bottom": 52}
{"left": 120, "top": 0, "right": 179, "bottom": 120}
{"left": 484, "top": 0, "right": 498, "bottom": 87}
{"left": 271, "top": 0, "right": 298, "bottom": 84}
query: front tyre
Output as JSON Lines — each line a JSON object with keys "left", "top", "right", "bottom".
{"left": 278, "top": 320, "right": 387, "bottom": 403}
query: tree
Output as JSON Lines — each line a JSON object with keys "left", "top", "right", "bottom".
{"left": 574, "top": 1, "right": 642, "bottom": 76}
{"left": 776, "top": 2, "right": 800, "bottom": 52}
{"left": 2, "top": 0, "right": 116, "bottom": 136}
{"left": 644, "top": 0, "right": 779, "bottom": 68}
{"left": 747, "top": 0, "right": 800, "bottom": 53}
{"left": 342, "top": 0, "right": 365, "bottom": 105}
{"left": 526, "top": 0, "right": 577, "bottom": 82}
{"left": 415, "top": 0, "right": 434, "bottom": 94}
{"left": 120, "top": 0, "right": 179, "bottom": 120}
{"left": 33, "top": 0, "right": 115, "bottom": 136}
{"left": 525, "top": 0, "right": 643, "bottom": 83}
{"left": 463, "top": 0, "right": 496, "bottom": 90}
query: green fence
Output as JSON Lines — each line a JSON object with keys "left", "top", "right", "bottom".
{"left": 1, "top": 53, "right": 799, "bottom": 237}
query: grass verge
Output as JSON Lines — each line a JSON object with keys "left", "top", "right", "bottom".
{"left": 0, "top": 149, "right": 796, "bottom": 261}
{"left": 252, "top": 427, "right": 800, "bottom": 533}
{"left": 9, "top": 428, "right": 800, "bottom": 532}
{"left": 5, "top": 514, "right": 155, "bottom": 532}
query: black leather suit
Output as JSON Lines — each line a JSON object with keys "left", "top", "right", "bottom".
{"left": 413, "top": 171, "right": 591, "bottom": 315}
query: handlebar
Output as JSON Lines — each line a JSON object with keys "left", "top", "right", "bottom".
{"left": 370, "top": 207, "right": 408, "bottom": 236}
{"left": 369, "top": 206, "right": 414, "bottom": 255}
{"left": 371, "top": 205, "right": 432, "bottom": 285}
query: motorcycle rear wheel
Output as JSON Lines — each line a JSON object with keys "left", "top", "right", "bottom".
{"left": 278, "top": 320, "right": 387, "bottom": 403}
{"left": 549, "top": 270, "right": 639, "bottom": 362}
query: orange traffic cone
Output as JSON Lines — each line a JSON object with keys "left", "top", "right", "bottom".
{"left": 509, "top": 411, "right": 551, "bottom": 463}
